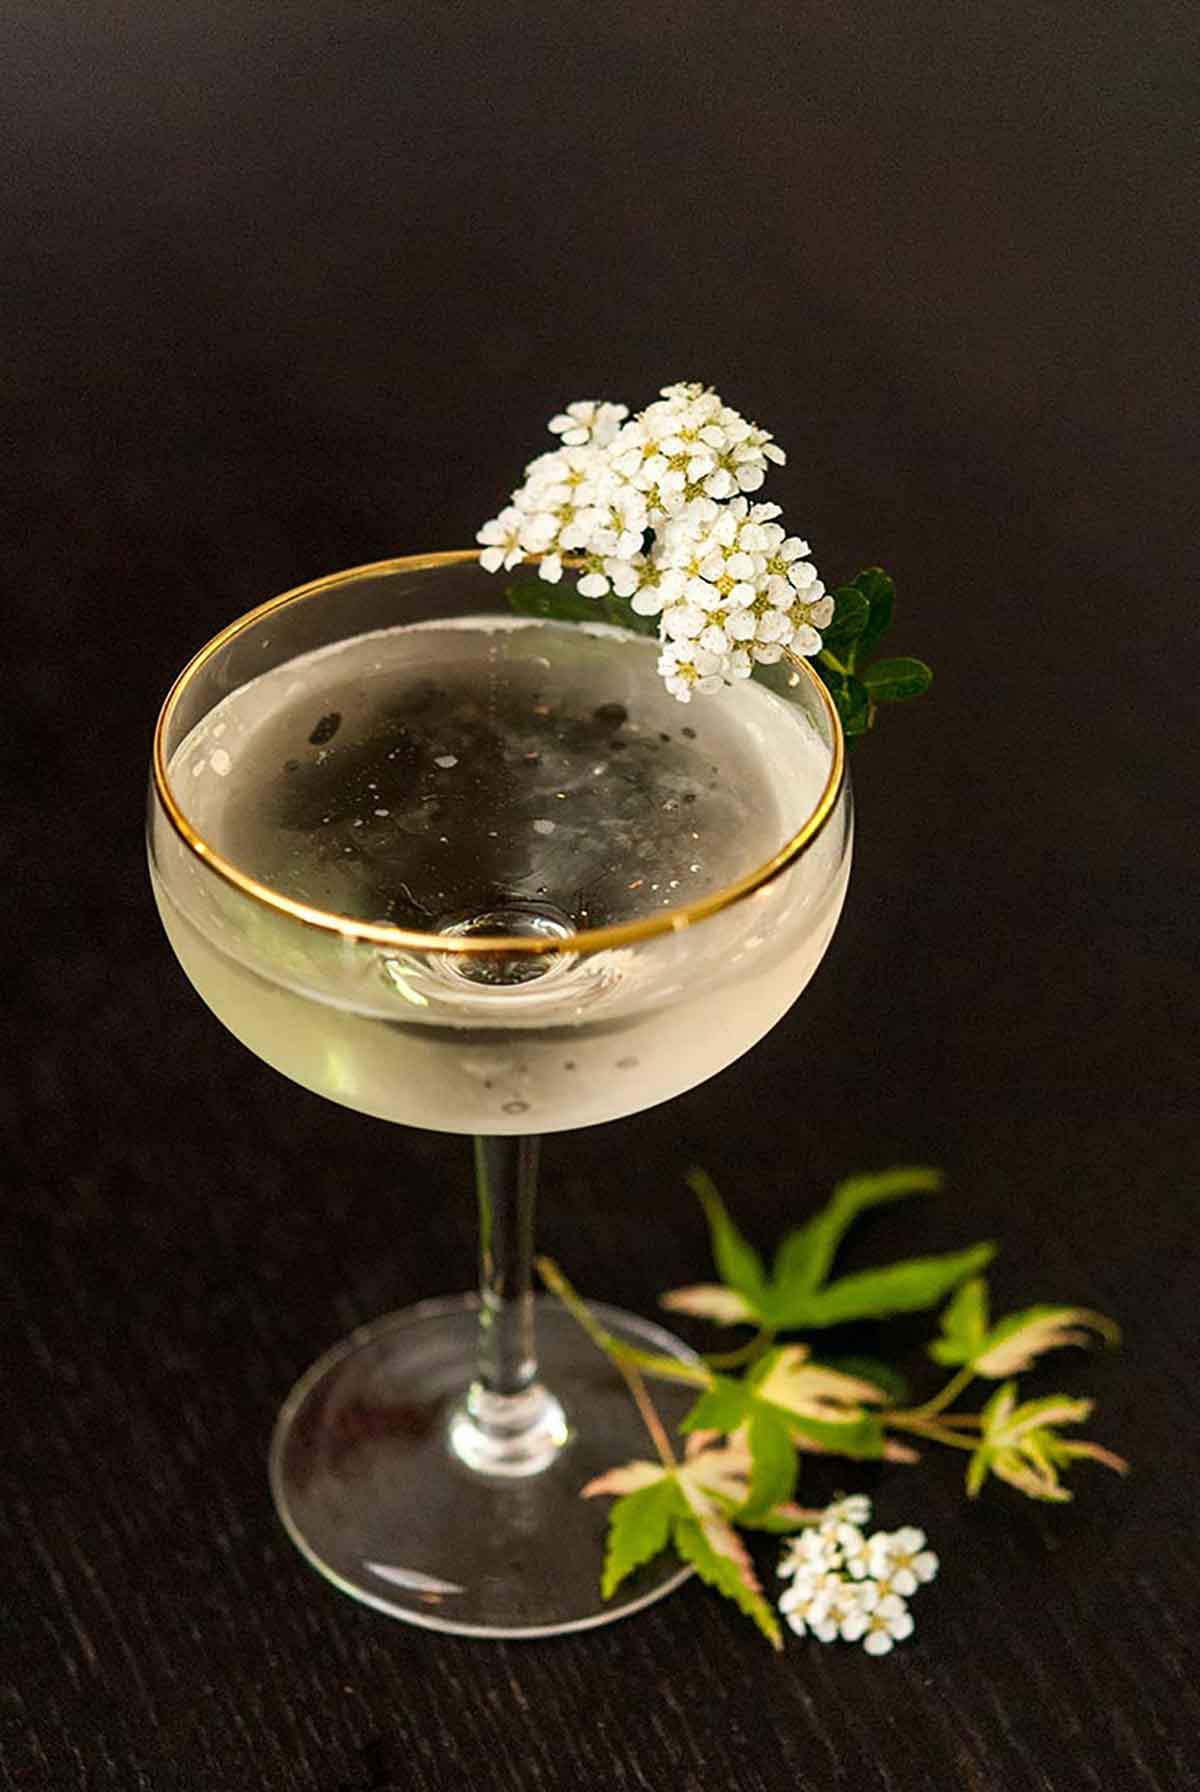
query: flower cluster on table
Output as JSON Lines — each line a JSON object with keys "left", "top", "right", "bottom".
{"left": 778, "top": 1495, "right": 938, "bottom": 1655}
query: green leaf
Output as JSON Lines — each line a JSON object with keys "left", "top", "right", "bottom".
{"left": 837, "top": 673, "right": 873, "bottom": 736}
{"left": 965, "top": 1380, "right": 1126, "bottom": 1504}
{"left": 788, "top": 1409, "right": 887, "bottom": 1457}
{"left": 820, "top": 586, "right": 871, "bottom": 654}
{"left": 671, "top": 1515, "right": 782, "bottom": 1649}
{"left": 681, "top": 1376, "right": 753, "bottom": 1437}
{"left": 861, "top": 657, "right": 933, "bottom": 702}
{"left": 972, "top": 1304, "right": 1120, "bottom": 1378}
{"left": 769, "top": 1242, "right": 996, "bottom": 1329}
{"left": 815, "top": 568, "right": 930, "bottom": 738}
{"left": 770, "top": 1166, "right": 944, "bottom": 1300}
{"left": 1000, "top": 1392, "right": 1094, "bottom": 1442}
{"left": 602, "top": 593, "right": 660, "bottom": 637}
{"left": 737, "top": 1504, "right": 816, "bottom": 1534}
{"left": 812, "top": 659, "right": 868, "bottom": 738}
{"left": 743, "top": 1408, "right": 798, "bottom": 1517}
{"left": 683, "top": 1367, "right": 886, "bottom": 1464}
{"left": 966, "top": 1443, "right": 991, "bottom": 1498}
{"left": 505, "top": 576, "right": 601, "bottom": 624}
{"left": 686, "top": 1169, "right": 766, "bottom": 1299}
{"left": 929, "top": 1276, "right": 991, "bottom": 1367}
{"left": 818, "top": 1355, "right": 910, "bottom": 1404}
{"left": 505, "top": 574, "right": 659, "bottom": 638}
{"left": 600, "top": 1477, "right": 682, "bottom": 1598}
{"left": 851, "top": 567, "right": 895, "bottom": 660}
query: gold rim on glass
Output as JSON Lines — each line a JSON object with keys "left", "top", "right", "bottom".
{"left": 152, "top": 551, "right": 846, "bottom": 957}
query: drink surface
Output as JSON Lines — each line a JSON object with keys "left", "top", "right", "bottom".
{"left": 177, "top": 617, "right": 799, "bottom": 934}
{"left": 155, "top": 618, "right": 847, "bottom": 1132}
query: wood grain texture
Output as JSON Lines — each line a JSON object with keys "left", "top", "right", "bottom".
{"left": 2, "top": 2, "right": 1197, "bottom": 1787}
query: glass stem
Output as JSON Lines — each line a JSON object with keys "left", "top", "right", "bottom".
{"left": 447, "top": 1135, "right": 568, "bottom": 1477}
{"left": 474, "top": 1134, "right": 540, "bottom": 1398}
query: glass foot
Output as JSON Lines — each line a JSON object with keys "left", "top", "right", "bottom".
{"left": 269, "top": 1294, "right": 700, "bottom": 1637}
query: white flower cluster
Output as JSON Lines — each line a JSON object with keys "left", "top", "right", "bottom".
{"left": 477, "top": 382, "right": 832, "bottom": 702}
{"left": 777, "top": 1495, "right": 938, "bottom": 1656}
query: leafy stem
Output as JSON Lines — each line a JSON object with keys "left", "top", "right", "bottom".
{"left": 885, "top": 1413, "right": 979, "bottom": 1451}
{"left": 536, "top": 1255, "right": 679, "bottom": 1464}
{"left": 902, "top": 1362, "right": 979, "bottom": 1421}
{"left": 623, "top": 1360, "right": 678, "bottom": 1469}
{"left": 703, "top": 1329, "right": 776, "bottom": 1370}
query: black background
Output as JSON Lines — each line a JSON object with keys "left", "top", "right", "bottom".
{"left": 4, "top": 5, "right": 1197, "bottom": 1789}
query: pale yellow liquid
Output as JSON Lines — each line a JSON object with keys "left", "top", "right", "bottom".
{"left": 152, "top": 620, "right": 848, "bottom": 1133}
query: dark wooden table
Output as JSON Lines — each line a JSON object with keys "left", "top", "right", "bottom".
{"left": 4, "top": 5, "right": 1196, "bottom": 1787}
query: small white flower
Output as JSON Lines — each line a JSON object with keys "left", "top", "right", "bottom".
{"left": 586, "top": 486, "right": 648, "bottom": 560}
{"left": 786, "top": 559, "right": 820, "bottom": 593}
{"left": 753, "top": 607, "right": 792, "bottom": 644}
{"left": 792, "top": 591, "right": 835, "bottom": 631}
{"left": 657, "top": 640, "right": 725, "bottom": 702}
{"left": 780, "top": 1574, "right": 843, "bottom": 1642}
{"left": 629, "top": 567, "right": 668, "bottom": 616}
{"left": 476, "top": 505, "right": 526, "bottom": 573}
{"left": 537, "top": 552, "right": 564, "bottom": 585}
{"left": 605, "top": 556, "right": 644, "bottom": 600}
{"left": 822, "top": 1494, "right": 873, "bottom": 1529}
{"left": 662, "top": 602, "right": 708, "bottom": 642}
{"left": 707, "top": 409, "right": 787, "bottom": 494}
{"left": 841, "top": 1588, "right": 915, "bottom": 1656}
{"left": 699, "top": 622, "right": 732, "bottom": 657}
{"left": 574, "top": 552, "right": 632, "bottom": 599}
{"left": 836, "top": 1524, "right": 873, "bottom": 1580}
{"left": 789, "top": 622, "right": 824, "bottom": 658}
{"left": 517, "top": 509, "right": 563, "bottom": 554}
{"left": 867, "top": 1528, "right": 939, "bottom": 1597}
{"left": 548, "top": 399, "right": 629, "bottom": 447}
{"left": 791, "top": 1525, "right": 844, "bottom": 1575}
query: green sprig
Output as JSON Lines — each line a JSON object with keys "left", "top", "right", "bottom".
{"left": 542, "top": 1167, "right": 1126, "bottom": 1646}
{"left": 813, "top": 568, "right": 932, "bottom": 738}
{"left": 662, "top": 1165, "right": 993, "bottom": 1332}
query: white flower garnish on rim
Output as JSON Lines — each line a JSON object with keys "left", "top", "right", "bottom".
{"left": 476, "top": 382, "right": 830, "bottom": 701}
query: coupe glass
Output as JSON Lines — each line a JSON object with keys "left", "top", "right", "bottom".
{"left": 147, "top": 551, "right": 851, "bottom": 1637}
